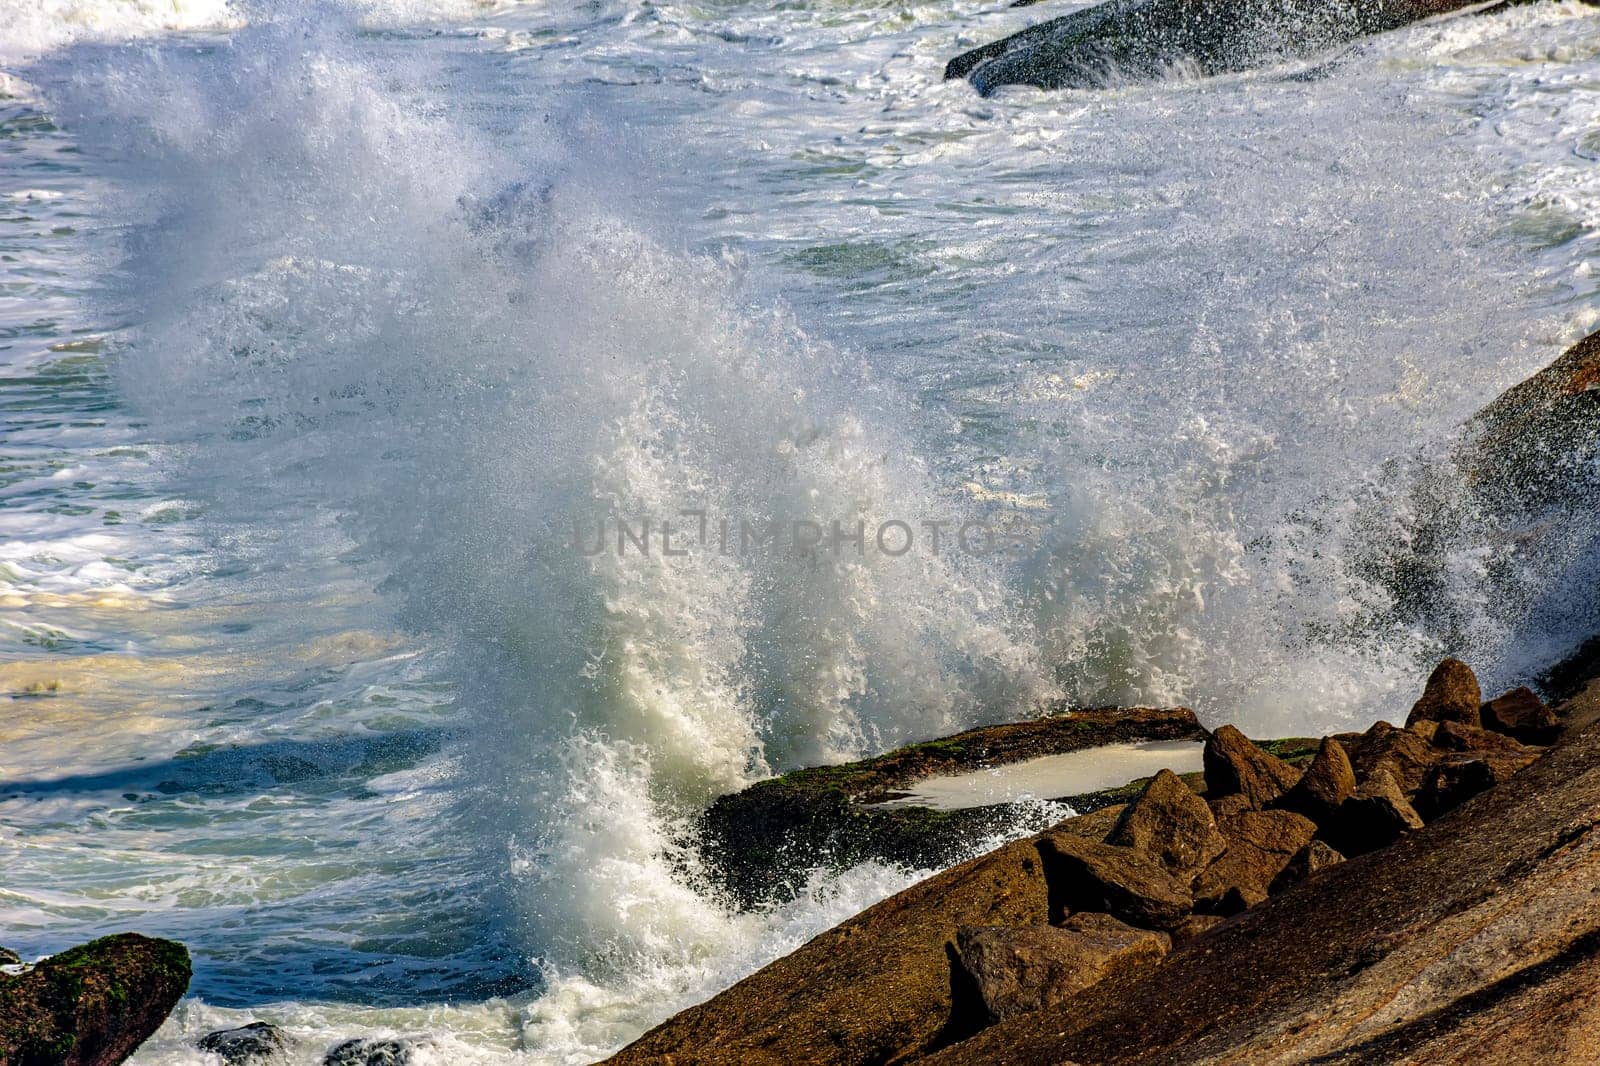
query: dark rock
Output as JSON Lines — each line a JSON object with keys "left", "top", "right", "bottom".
{"left": 1191, "top": 809, "right": 1317, "bottom": 915}
{"left": 199, "top": 1022, "right": 289, "bottom": 1064}
{"left": 324, "top": 1038, "right": 426, "bottom": 1066}
{"left": 954, "top": 917, "right": 1168, "bottom": 1023}
{"left": 697, "top": 706, "right": 1204, "bottom": 906}
{"left": 0, "top": 949, "right": 20, "bottom": 968}
{"left": 1431, "top": 719, "right": 1540, "bottom": 755}
{"left": 1330, "top": 769, "right": 1424, "bottom": 855}
{"left": 1341, "top": 720, "right": 1439, "bottom": 795}
{"left": 1414, "top": 751, "right": 1541, "bottom": 821}
{"left": 944, "top": 0, "right": 1490, "bottom": 95}
{"left": 1104, "top": 768, "right": 1226, "bottom": 876}
{"left": 1037, "top": 834, "right": 1192, "bottom": 931}
{"left": 1481, "top": 687, "right": 1560, "bottom": 745}
{"left": 1405, "top": 658, "right": 1483, "bottom": 728}
{"left": 0, "top": 933, "right": 190, "bottom": 1066}
{"left": 1201, "top": 725, "right": 1300, "bottom": 809}
{"left": 1268, "top": 841, "right": 1345, "bottom": 895}
{"left": 1273, "top": 737, "right": 1355, "bottom": 827}
{"left": 1166, "top": 913, "right": 1226, "bottom": 942}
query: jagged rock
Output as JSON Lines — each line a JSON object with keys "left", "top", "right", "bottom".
{"left": 199, "top": 1022, "right": 289, "bottom": 1064}
{"left": 1037, "top": 834, "right": 1193, "bottom": 931}
{"left": 1414, "top": 751, "right": 1541, "bottom": 821}
{"left": 1330, "top": 769, "right": 1424, "bottom": 855}
{"left": 1273, "top": 737, "right": 1355, "bottom": 827}
{"left": 1481, "top": 686, "right": 1560, "bottom": 745}
{"left": 954, "top": 917, "right": 1169, "bottom": 1023}
{"left": 1191, "top": 809, "right": 1317, "bottom": 915}
{"left": 0, "top": 949, "right": 20, "bottom": 967}
{"left": 1340, "top": 720, "right": 1438, "bottom": 794}
{"left": 1405, "top": 658, "right": 1482, "bottom": 728}
{"left": 0, "top": 933, "right": 190, "bottom": 1066}
{"left": 943, "top": 0, "right": 1489, "bottom": 95}
{"left": 1206, "top": 793, "right": 1253, "bottom": 820}
{"left": 324, "top": 1038, "right": 429, "bottom": 1066}
{"left": 1268, "top": 840, "right": 1345, "bottom": 895}
{"left": 1202, "top": 725, "right": 1301, "bottom": 809}
{"left": 920, "top": 650, "right": 1600, "bottom": 1066}
{"left": 1431, "top": 720, "right": 1540, "bottom": 755}
{"left": 1104, "top": 769, "right": 1226, "bottom": 876}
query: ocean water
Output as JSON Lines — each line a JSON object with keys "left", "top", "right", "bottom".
{"left": 1, "top": 0, "right": 1597, "bottom": 1061}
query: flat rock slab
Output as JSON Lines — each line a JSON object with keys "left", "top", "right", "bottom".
{"left": 697, "top": 707, "right": 1202, "bottom": 906}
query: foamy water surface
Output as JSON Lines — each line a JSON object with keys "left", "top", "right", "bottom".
{"left": 1, "top": 0, "right": 1598, "bottom": 1061}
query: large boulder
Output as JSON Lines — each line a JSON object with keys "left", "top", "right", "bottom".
{"left": 1104, "top": 768, "right": 1226, "bottom": 876}
{"left": 323, "top": 1039, "right": 428, "bottom": 1066}
{"left": 1190, "top": 809, "right": 1317, "bottom": 915}
{"left": 1405, "top": 658, "right": 1483, "bottom": 728}
{"left": 1202, "top": 725, "right": 1301, "bottom": 809}
{"left": 1037, "top": 834, "right": 1194, "bottom": 931}
{"left": 954, "top": 916, "right": 1169, "bottom": 1023}
{"left": 1414, "top": 751, "right": 1541, "bottom": 821}
{"left": 1481, "top": 686, "right": 1560, "bottom": 745}
{"left": 944, "top": 0, "right": 1493, "bottom": 95}
{"left": 1273, "top": 737, "right": 1355, "bottom": 826}
{"left": 0, "top": 933, "right": 190, "bottom": 1066}
{"left": 1430, "top": 719, "right": 1540, "bottom": 756}
{"left": 607, "top": 826, "right": 1054, "bottom": 1064}
{"left": 697, "top": 706, "right": 1203, "bottom": 906}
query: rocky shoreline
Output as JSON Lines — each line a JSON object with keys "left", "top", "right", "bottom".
{"left": 610, "top": 647, "right": 1600, "bottom": 1064}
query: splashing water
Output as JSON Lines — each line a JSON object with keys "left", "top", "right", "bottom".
{"left": 2, "top": 0, "right": 1598, "bottom": 1060}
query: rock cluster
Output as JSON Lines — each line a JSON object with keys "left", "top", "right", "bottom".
{"left": 610, "top": 655, "right": 1575, "bottom": 1066}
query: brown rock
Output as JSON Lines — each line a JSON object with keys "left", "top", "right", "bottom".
{"left": 954, "top": 917, "right": 1169, "bottom": 1023}
{"left": 1330, "top": 768, "right": 1424, "bottom": 855}
{"left": 1191, "top": 809, "right": 1317, "bottom": 915}
{"left": 1415, "top": 751, "right": 1541, "bottom": 821}
{"left": 607, "top": 830, "right": 1052, "bottom": 1065}
{"left": 1202, "top": 725, "right": 1301, "bottom": 809}
{"left": 1405, "top": 657, "right": 1482, "bottom": 728}
{"left": 1343, "top": 720, "right": 1439, "bottom": 794}
{"left": 1273, "top": 737, "right": 1356, "bottom": 827}
{"left": 1431, "top": 719, "right": 1540, "bottom": 755}
{"left": 1167, "top": 913, "right": 1227, "bottom": 942}
{"left": 1481, "top": 686, "right": 1560, "bottom": 745}
{"left": 0, "top": 933, "right": 190, "bottom": 1066}
{"left": 1036, "top": 834, "right": 1193, "bottom": 931}
{"left": 921, "top": 646, "right": 1600, "bottom": 1066}
{"left": 1206, "top": 793, "right": 1253, "bottom": 820}
{"left": 1268, "top": 840, "right": 1345, "bottom": 895}
{"left": 1105, "top": 769, "right": 1226, "bottom": 876}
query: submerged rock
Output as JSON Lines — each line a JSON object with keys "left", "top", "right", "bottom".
{"left": 324, "top": 1038, "right": 425, "bottom": 1066}
{"left": 1201, "top": 725, "right": 1301, "bottom": 809}
{"left": 955, "top": 916, "right": 1169, "bottom": 1023}
{"left": 0, "top": 933, "right": 190, "bottom": 1066}
{"left": 198, "top": 1022, "right": 289, "bottom": 1064}
{"left": 945, "top": 0, "right": 1495, "bottom": 95}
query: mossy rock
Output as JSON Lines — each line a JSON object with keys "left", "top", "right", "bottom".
{"left": 0, "top": 933, "right": 190, "bottom": 1066}
{"left": 697, "top": 707, "right": 1204, "bottom": 907}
